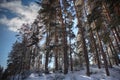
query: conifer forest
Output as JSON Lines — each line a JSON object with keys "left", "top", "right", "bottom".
{"left": 0, "top": 0, "right": 120, "bottom": 80}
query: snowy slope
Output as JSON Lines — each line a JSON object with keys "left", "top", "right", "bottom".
{"left": 25, "top": 66, "right": 120, "bottom": 80}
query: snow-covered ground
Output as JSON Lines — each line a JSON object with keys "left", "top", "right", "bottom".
{"left": 25, "top": 65, "right": 120, "bottom": 80}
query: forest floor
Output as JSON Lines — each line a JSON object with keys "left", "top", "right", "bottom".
{"left": 25, "top": 65, "right": 120, "bottom": 80}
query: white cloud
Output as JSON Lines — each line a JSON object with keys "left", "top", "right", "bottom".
{"left": 0, "top": 1, "right": 40, "bottom": 32}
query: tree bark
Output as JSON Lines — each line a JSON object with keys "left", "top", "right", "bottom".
{"left": 96, "top": 30, "right": 110, "bottom": 76}
{"left": 58, "top": 0, "right": 68, "bottom": 74}
{"left": 90, "top": 30, "right": 101, "bottom": 68}
{"left": 69, "top": 27, "right": 73, "bottom": 71}
{"left": 45, "top": 28, "right": 50, "bottom": 74}
{"left": 73, "top": 0, "right": 90, "bottom": 76}
{"left": 55, "top": 26, "right": 58, "bottom": 71}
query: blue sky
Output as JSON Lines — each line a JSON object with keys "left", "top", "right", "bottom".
{"left": 0, "top": 0, "right": 40, "bottom": 69}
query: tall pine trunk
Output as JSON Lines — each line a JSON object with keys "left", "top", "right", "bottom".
{"left": 55, "top": 25, "right": 58, "bottom": 71}
{"left": 96, "top": 30, "right": 110, "bottom": 76}
{"left": 90, "top": 29, "right": 101, "bottom": 68}
{"left": 59, "top": 0, "right": 68, "bottom": 74}
{"left": 45, "top": 28, "right": 50, "bottom": 74}
{"left": 73, "top": 0, "right": 90, "bottom": 76}
{"left": 69, "top": 27, "right": 73, "bottom": 71}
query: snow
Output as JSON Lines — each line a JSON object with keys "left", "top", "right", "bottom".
{"left": 29, "top": 73, "right": 39, "bottom": 78}
{"left": 25, "top": 66, "right": 120, "bottom": 80}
